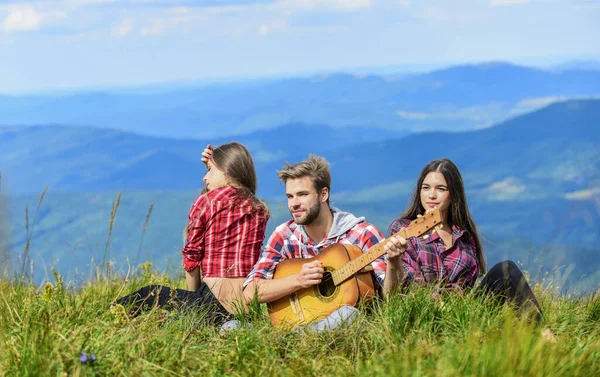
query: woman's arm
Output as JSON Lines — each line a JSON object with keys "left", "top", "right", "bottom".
{"left": 382, "top": 234, "right": 407, "bottom": 295}
{"left": 186, "top": 267, "right": 201, "bottom": 291}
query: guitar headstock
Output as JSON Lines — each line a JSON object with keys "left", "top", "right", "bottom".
{"left": 397, "top": 208, "right": 442, "bottom": 239}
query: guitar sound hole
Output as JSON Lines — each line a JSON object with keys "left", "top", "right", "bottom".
{"left": 318, "top": 272, "right": 336, "bottom": 297}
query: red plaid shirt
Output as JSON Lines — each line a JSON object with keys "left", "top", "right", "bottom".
{"left": 244, "top": 208, "right": 387, "bottom": 288}
{"left": 388, "top": 219, "right": 479, "bottom": 290}
{"left": 182, "top": 186, "right": 269, "bottom": 278}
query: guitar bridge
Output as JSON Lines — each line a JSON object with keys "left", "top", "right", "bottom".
{"left": 289, "top": 293, "right": 305, "bottom": 322}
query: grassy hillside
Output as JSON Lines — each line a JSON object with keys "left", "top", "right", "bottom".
{"left": 0, "top": 270, "right": 598, "bottom": 376}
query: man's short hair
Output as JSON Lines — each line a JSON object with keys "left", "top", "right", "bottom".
{"left": 277, "top": 154, "right": 331, "bottom": 202}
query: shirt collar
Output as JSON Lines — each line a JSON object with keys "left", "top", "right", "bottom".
{"left": 422, "top": 224, "right": 465, "bottom": 244}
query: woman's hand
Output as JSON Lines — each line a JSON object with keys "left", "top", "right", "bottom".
{"left": 382, "top": 232, "right": 407, "bottom": 295}
{"left": 384, "top": 233, "right": 408, "bottom": 262}
{"left": 201, "top": 144, "right": 213, "bottom": 164}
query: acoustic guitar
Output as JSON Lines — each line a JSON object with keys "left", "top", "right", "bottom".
{"left": 267, "top": 208, "right": 442, "bottom": 328}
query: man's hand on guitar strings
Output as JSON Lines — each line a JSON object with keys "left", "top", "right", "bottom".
{"left": 384, "top": 232, "right": 408, "bottom": 262}
{"left": 296, "top": 260, "right": 325, "bottom": 289}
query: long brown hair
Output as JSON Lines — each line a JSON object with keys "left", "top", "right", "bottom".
{"left": 208, "top": 142, "right": 269, "bottom": 215}
{"left": 183, "top": 142, "right": 269, "bottom": 243}
{"left": 400, "top": 159, "right": 486, "bottom": 275}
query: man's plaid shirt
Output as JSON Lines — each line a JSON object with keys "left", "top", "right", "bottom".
{"left": 244, "top": 209, "right": 387, "bottom": 289}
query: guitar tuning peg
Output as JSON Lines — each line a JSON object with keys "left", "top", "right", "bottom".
{"left": 439, "top": 224, "right": 444, "bottom": 229}
{"left": 423, "top": 234, "right": 429, "bottom": 240}
{"left": 431, "top": 229, "right": 437, "bottom": 234}
{"left": 417, "top": 214, "right": 422, "bottom": 218}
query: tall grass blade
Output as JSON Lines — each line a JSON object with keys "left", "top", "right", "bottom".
{"left": 135, "top": 202, "right": 154, "bottom": 266}
{"left": 102, "top": 191, "right": 122, "bottom": 280}
{"left": 0, "top": 171, "right": 10, "bottom": 279}
{"left": 20, "top": 185, "right": 48, "bottom": 283}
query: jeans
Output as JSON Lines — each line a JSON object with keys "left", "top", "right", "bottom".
{"left": 115, "top": 283, "right": 231, "bottom": 325}
{"left": 221, "top": 305, "right": 359, "bottom": 334}
{"left": 476, "top": 260, "right": 544, "bottom": 323}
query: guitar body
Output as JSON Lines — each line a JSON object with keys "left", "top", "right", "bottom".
{"left": 267, "top": 243, "right": 376, "bottom": 329}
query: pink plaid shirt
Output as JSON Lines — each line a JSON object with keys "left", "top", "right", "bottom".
{"left": 182, "top": 186, "right": 269, "bottom": 278}
{"left": 388, "top": 218, "right": 480, "bottom": 290}
{"left": 244, "top": 208, "right": 387, "bottom": 288}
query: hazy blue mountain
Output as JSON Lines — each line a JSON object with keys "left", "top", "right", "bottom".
{"left": 0, "top": 123, "right": 401, "bottom": 195}
{"left": 552, "top": 60, "right": 600, "bottom": 72}
{"left": 393, "top": 62, "right": 600, "bottom": 106}
{"left": 1, "top": 62, "right": 599, "bottom": 138}
{"left": 2, "top": 99, "right": 598, "bottom": 200}
{"left": 327, "top": 99, "right": 600, "bottom": 192}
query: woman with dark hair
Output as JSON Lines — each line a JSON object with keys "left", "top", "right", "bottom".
{"left": 383, "top": 159, "right": 554, "bottom": 339}
{"left": 115, "top": 142, "right": 270, "bottom": 326}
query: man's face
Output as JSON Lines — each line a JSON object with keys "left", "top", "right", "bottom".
{"left": 285, "top": 176, "right": 323, "bottom": 225}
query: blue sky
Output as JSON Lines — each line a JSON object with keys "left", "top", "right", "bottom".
{"left": 1, "top": 0, "right": 599, "bottom": 93}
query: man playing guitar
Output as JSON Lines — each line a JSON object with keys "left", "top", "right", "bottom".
{"left": 241, "top": 154, "right": 407, "bottom": 330}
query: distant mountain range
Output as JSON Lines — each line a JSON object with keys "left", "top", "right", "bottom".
{"left": 2, "top": 99, "right": 598, "bottom": 198}
{"left": 1, "top": 62, "right": 599, "bottom": 138}
{"left": 2, "top": 99, "right": 599, "bottom": 290}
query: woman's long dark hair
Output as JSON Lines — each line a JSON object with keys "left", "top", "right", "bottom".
{"left": 400, "top": 159, "right": 486, "bottom": 275}
{"left": 208, "top": 142, "right": 269, "bottom": 215}
{"left": 184, "top": 142, "right": 269, "bottom": 243}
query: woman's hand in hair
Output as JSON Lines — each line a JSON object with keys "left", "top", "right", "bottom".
{"left": 384, "top": 233, "right": 408, "bottom": 263}
{"left": 201, "top": 144, "right": 213, "bottom": 164}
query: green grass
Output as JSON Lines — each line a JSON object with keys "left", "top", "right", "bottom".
{"left": 1, "top": 265, "right": 598, "bottom": 377}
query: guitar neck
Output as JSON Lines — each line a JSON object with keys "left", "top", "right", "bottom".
{"left": 331, "top": 210, "right": 441, "bottom": 285}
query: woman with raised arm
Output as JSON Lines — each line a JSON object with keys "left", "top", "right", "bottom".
{"left": 115, "top": 142, "right": 270, "bottom": 325}
{"left": 382, "top": 158, "right": 554, "bottom": 339}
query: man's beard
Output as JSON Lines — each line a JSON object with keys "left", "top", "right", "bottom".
{"left": 291, "top": 200, "right": 321, "bottom": 225}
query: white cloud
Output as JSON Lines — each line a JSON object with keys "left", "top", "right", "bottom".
{"left": 139, "top": 7, "right": 195, "bottom": 37}
{"left": 257, "top": 19, "right": 287, "bottom": 36}
{"left": 516, "top": 96, "right": 562, "bottom": 108}
{"left": 481, "top": 177, "right": 531, "bottom": 201}
{"left": 565, "top": 188, "right": 600, "bottom": 200}
{"left": 334, "top": 180, "right": 413, "bottom": 204}
{"left": 3, "top": 5, "right": 43, "bottom": 32}
{"left": 490, "top": 0, "right": 531, "bottom": 6}
{"left": 274, "top": 0, "right": 375, "bottom": 13}
{"left": 137, "top": 6, "right": 241, "bottom": 37}
{"left": 140, "top": 20, "right": 163, "bottom": 36}
{"left": 110, "top": 18, "right": 133, "bottom": 38}
{"left": 396, "top": 110, "right": 430, "bottom": 120}
{"left": 488, "top": 178, "right": 525, "bottom": 193}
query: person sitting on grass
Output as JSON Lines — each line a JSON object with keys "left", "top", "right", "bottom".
{"left": 115, "top": 142, "right": 270, "bottom": 326}
{"left": 240, "top": 154, "right": 405, "bottom": 331}
{"left": 382, "top": 158, "right": 555, "bottom": 340}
